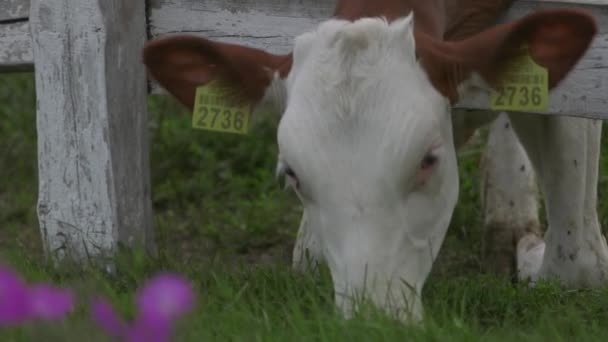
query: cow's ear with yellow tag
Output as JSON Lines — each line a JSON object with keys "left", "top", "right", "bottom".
{"left": 192, "top": 82, "right": 251, "bottom": 135}
{"left": 418, "top": 8, "right": 595, "bottom": 105}
{"left": 143, "top": 35, "right": 292, "bottom": 123}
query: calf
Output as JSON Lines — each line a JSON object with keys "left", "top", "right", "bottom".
{"left": 143, "top": 0, "right": 607, "bottom": 321}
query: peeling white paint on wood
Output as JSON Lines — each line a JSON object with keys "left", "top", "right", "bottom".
{"left": 30, "top": 0, "right": 154, "bottom": 261}
{"left": 149, "top": 0, "right": 335, "bottom": 54}
{"left": 0, "top": 0, "right": 30, "bottom": 22}
{"left": 0, "top": 21, "right": 32, "bottom": 71}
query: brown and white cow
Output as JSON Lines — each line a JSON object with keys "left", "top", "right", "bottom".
{"left": 143, "top": 0, "right": 608, "bottom": 321}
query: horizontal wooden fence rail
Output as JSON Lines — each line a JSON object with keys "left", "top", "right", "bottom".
{"left": 0, "top": 0, "right": 31, "bottom": 72}
{"left": 0, "top": 0, "right": 29, "bottom": 21}
{"left": 0, "top": 0, "right": 607, "bottom": 262}
{"left": 3, "top": 0, "right": 608, "bottom": 117}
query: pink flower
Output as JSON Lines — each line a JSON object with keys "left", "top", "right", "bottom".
{"left": 125, "top": 317, "right": 171, "bottom": 342}
{"left": 0, "top": 265, "right": 74, "bottom": 325}
{"left": 0, "top": 266, "right": 30, "bottom": 325}
{"left": 91, "top": 298, "right": 126, "bottom": 338}
{"left": 136, "top": 273, "right": 195, "bottom": 322}
{"left": 28, "top": 284, "right": 74, "bottom": 320}
{"left": 92, "top": 273, "right": 196, "bottom": 342}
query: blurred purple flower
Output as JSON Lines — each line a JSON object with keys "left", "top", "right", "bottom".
{"left": 125, "top": 317, "right": 171, "bottom": 342}
{"left": 0, "top": 266, "right": 30, "bottom": 325}
{"left": 92, "top": 273, "right": 196, "bottom": 342}
{"left": 28, "top": 284, "right": 74, "bottom": 320}
{"left": 91, "top": 298, "right": 126, "bottom": 338}
{"left": 0, "top": 265, "right": 75, "bottom": 325}
{"left": 136, "top": 273, "right": 195, "bottom": 322}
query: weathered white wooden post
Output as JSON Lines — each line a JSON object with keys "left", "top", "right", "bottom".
{"left": 29, "top": 0, "right": 154, "bottom": 261}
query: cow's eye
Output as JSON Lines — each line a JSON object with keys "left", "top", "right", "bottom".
{"left": 278, "top": 160, "right": 299, "bottom": 190}
{"left": 416, "top": 152, "right": 439, "bottom": 187}
{"left": 285, "top": 166, "right": 297, "bottom": 179}
{"left": 420, "top": 153, "right": 438, "bottom": 170}
{"left": 285, "top": 166, "right": 299, "bottom": 190}
{"left": 415, "top": 151, "right": 440, "bottom": 188}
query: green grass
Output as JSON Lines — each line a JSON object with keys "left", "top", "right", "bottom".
{"left": 3, "top": 252, "right": 608, "bottom": 341}
{"left": 1, "top": 73, "right": 608, "bottom": 340}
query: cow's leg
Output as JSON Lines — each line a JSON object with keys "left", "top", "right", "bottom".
{"left": 292, "top": 211, "right": 324, "bottom": 274}
{"left": 480, "top": 113, "right": 542, "bottom": 277}
{"left": 508, "top": 114, "right": 608, "bottom": 286}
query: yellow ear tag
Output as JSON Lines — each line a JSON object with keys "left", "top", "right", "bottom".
{"left": 490, "top": 53, "right": 549, "bottom": 112}
{"left": 192, "top": 82, "right": 251, "bottom": 134}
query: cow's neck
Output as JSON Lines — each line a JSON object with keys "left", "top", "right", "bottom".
{"left": 333, "top": 0, "right": 446, "bottom": 39}
{"left": 333, "top": 0, "right": 515, "bottom": 41}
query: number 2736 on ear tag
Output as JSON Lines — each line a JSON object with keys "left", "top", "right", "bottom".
{"left": 192, "top": 82, "right": 251, "bottom": 134}
{"left": 490, "top": 54, "right": 549, "bottom": 113}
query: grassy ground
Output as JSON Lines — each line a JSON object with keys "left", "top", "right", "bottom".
{"left": 1, "top": 73, "right": 608, "bottom": 341}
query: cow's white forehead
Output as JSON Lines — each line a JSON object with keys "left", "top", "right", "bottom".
{"left": 289, "top": 16, "right": 418, "bottom": 90}
{"left": 278, "top": 15, "right": 450, "bottom": 189}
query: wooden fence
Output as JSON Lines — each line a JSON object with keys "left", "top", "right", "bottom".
{"left": 1, "top": 0, "right": 607, "bottom": 262}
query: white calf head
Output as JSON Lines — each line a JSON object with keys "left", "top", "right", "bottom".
{"left": 143, "top": 9, "right": 596, "bottom": 320}
{"left": 276, "top": 17, "right": 458, "bottom": 319}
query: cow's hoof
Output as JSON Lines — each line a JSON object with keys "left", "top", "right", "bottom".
{"left": 517, "top": 233, "right": 608, "bottom": 287}
{"left": 516, "top": 233, "right": 544, "bottom": 282}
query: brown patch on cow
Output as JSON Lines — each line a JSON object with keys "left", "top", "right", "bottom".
{"left": 334, "top": 0, "right": 516, "bottom": 40}
{"left": 333, "top": 0, "right": 445, "bottom": 37}
{"left": 445, "top": 0, "right": 515, "bottom": 40}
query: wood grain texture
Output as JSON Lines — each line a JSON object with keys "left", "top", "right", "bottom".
{"left": 30, "top": 0, "right": 154, "bottom": 261}
{"left": 534, "top": 0, "right": 608, "bottom": 4}
{"left": 149, "top": 0, "right": 335, "bottom": 54}
{"left": 0, "top": 0, "right": 30, "bottom": 22}
{"left": 0, "top": 21, "right": 32, "bottom": 71}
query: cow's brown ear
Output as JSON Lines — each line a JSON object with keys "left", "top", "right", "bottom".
{"left": 417, "top": 8, "right": 597, "bottom": 102}
{"left": 143, "top": 35, "right": 292, "bottom": 110}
